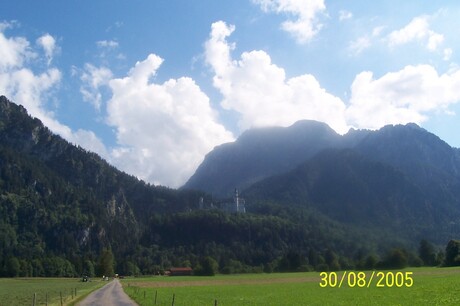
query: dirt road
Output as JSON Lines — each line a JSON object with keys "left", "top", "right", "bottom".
{"left": 78, "top": 279, "right": 137, "bottom": 306}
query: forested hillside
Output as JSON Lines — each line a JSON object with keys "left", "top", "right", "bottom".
{"left": 0, "top": 96, "right": 203, "bottom": 276}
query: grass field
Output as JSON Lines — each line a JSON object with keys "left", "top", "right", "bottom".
{"left": 122, "top": 267, "right": 460, "bottom": 306}
{"left": 0, "top": 277, "right": 105, "bottom": 306}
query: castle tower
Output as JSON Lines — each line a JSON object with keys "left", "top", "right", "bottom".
{"left": 234, "top": 188, "right": 239, "bottom": 212}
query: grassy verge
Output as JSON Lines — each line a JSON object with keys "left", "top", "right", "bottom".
{"left": 0, "top": 277, "right": 105, "bottom": 306}
{"left": 121, "top": 267, "right": 460, "bottom": 306}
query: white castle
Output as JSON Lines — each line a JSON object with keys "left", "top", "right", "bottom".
{"left": 223, "top": 189, "right": 246, "bottom": 213}
{"left": 198, "top": 189, "right": 246, "bottom": 213}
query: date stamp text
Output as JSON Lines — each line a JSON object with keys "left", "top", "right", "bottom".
{"left": 319, "top": 271, "right": 413, "bottom": 288}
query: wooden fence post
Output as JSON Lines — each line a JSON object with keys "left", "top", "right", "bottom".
{"left": 60, "top": 291, "right": 63, "bottom": 306}
{"left": 215, "top": 299, "right": 218, "bottom": 306}
{"left": 46, "top": 292, "right": 48, "bottom": 306}
{"left": 154, "top": 290, "right": 158, "bottom": 305}
{"left": 172, "top": 293, "right": 175, "bottom": 306}
{"left": 32, "top": 293, "right": 36, "bottom": 306}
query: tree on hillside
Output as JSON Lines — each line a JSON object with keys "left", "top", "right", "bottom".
{"left": 98, "top": 248, "right": 115, "bottom": 276}
{"left": 195, "top": 256, "right": 218, "bottom": 276}
{"left": 419, "top": 239, "right": 436, "bottom": 266}
{"left": 444, "top": 239, "right": 460, "bottom": 267}
{"left": 379, "top": 248, "right": 408, "bottom": 269}
{"left": 83, "top": 260, "right": 95, "bottom": 277}
{"left": 5, "top": 257, "right": 20, "bottom": 277}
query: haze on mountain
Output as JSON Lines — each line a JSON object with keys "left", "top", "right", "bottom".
{"left": 184, "top": 117, "right": 460, "bottom": 244}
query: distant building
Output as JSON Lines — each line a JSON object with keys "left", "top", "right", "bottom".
{"left": 168, "top": 267, "right": 193, "bottom": 276}
{"left": 223, "top": 189, "right": 246, "bottom": 213}
{"left": 197, "top": 189, "right": 246, "bottom": 213}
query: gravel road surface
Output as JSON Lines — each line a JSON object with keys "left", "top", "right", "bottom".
{"left": 78, "top": 279, "right": 137, "bottom": 306}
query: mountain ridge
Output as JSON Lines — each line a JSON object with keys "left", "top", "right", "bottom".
{"left": 183, "top": 120, "right": 343, "bottom": 197}
{"left": 184, "top": 119, "right": 460, "bottom": 199}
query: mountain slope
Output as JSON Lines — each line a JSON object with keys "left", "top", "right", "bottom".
{"left": 246, "top": 149, "right": 443, "bottom": 225}
{"left": 354, "top": 123, "right": 460, "bottom": 204}
{"left": 183, "top": 120, "right": 342, "bottom": 197}
{"left": 0, "top": 96, "right": 205, "bottom": 274}
{"left": 244, "top": 139, "right": 460, "bottom": 244}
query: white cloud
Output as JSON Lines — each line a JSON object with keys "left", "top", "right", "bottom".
{"left": 0, "top": 23, "right": 107, "bottom": 158}
{"left": 0, "top": 27, "right": 60, "bottom": 124}
{"left": 71, "top": 129, "right": 109, "bottom": 157}
{"left": 106, "top": 54, "right": 234, "bottom": 187}
{"left": 96, "top": 40, "right": 119, "bottom": 48}
{"left": 443, "top": 48, "right": 453, "bottom": 61}
{"left": 387, "top": 15, "right": 444, "bottom": 51}
{"left": 348, "top": 26, "right": 385, "bottom": 56}
{"left": 372, "top": 26, "right": 385, "bottom": 37}
{"left": 252, "top": 0, "right": 326, "bottom": 43}
{"left": 347, "top": 65, "right": 460, "bottom": 129}
{"left": 339, "top": 10, "right": 353, "bottom": 21}
{"left": 36, "top": 33, "right": 56, "bottom": 65}
{"left": 0, "top": 29, "right": 35, "bottom": 70}
{"left": 348, "top": 36, "right": 371, "bottom": 55}
{"left": 0, "top": 22, "right": 9, "bottom": 32}
{"left": 80, "top": 63, "right": 113, "bottom": 110}
{"left": 205, "top": 21, "right": 348, "bottom": 133}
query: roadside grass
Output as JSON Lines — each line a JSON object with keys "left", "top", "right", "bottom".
{"left": 122, "top": 267, "right": 460, "bottom": 306}
{"left": 0, "top": 277, "right": 105, "bottom": 306}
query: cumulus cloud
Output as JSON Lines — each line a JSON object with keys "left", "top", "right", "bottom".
{"left": 0, "top": 26, "right": 60, "bottom": 126}
{"left": 0, "top": 29, "right": 35, "bottom": 69}
{"left": 106, "top": 54, "right": 234, "bottom": 187}
{"left": 205, "top": 21, "right": 348, "bottom": 133}
{"left": 37, "top": 33, "right": 56, "bottom": 65}
{"left": 347, "top": 65, "right": 460, "bottom": 129}
{"left": 253, "top": 0, "right": 326, "bottom": 43}
{"left": 0, "top": 23, "right": 107, "bottom": 158}
{"left": 80, "top": 63, "right": 113, "bottom": 110}
{"left": 387, "top": 15, "right": 444, "bottom": 51}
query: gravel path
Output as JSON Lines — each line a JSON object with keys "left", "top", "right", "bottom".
{"left": 78, "top": 279, "right": 137, "bottom": 306}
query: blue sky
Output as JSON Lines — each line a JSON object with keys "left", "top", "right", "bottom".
{"left": 1, "top": 0, "right": 460, "bottom": 187}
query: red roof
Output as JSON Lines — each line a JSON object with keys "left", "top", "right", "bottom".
{"left": 169, "top": 267, "right": 193, "bottom": 272}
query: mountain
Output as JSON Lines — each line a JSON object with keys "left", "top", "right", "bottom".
{"left": 245, "top": 148, "right": 460, "bottom": 241}
{"left": 2, "top": 96, "right": 381, "bottom": 276}
{"left": 183, "top": 120, "right": 342, "bottom": 197}
{"left": 184, "top": 119, "right": 460, "bottom": 244}
{"left": 354, "top": 123, "right": 460, "bottom": 205}
{"left": 2, "top": 94, "right": 458, "bottom": 276}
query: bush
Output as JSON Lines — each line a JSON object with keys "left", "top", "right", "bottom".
{"left": 195, "top": 257, "right": 218, "bottom": 276}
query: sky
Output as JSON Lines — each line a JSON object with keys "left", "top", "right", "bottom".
{"left": 1, "top": 0, "right": 460, "bottom": 188}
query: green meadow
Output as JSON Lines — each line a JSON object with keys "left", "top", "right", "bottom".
{"left": 0, "top": 277, "right": 105, "bottom": 306}
{"left": 122, "top": 267, "right": 460, "bottom": 306}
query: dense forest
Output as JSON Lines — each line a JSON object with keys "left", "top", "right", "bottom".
{"left": 1, "top": 95, "right": 460, "bottom": 277}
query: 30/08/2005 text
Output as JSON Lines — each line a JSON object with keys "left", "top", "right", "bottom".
{"left": 319, "top": 271, "right": 414, "bottom": 288}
